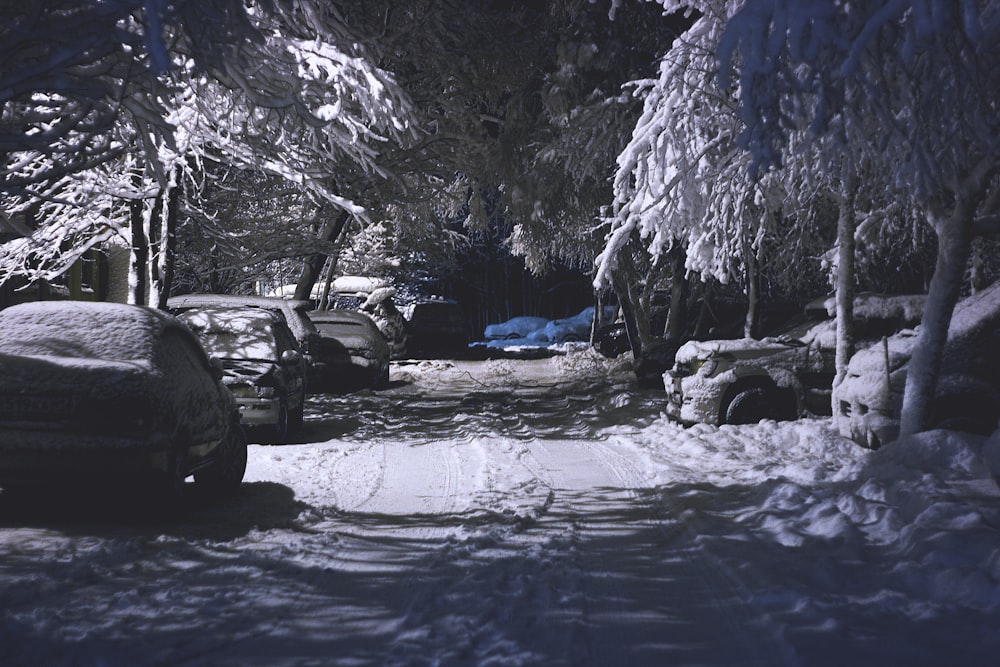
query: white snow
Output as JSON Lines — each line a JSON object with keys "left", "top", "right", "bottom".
{"left": 2, "top": 349, "right": 999, "bottom": 665}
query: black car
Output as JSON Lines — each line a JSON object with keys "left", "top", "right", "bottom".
{"left": 167, "top": 294, "right": 325, "bottom": 387}
{"left": 404, "top": 299, "right": 469, "bottom": 357}
{"left": 0, "top": 301, "right": 246, "bottom": 498}
{"left": 177, "top": 307, "right": 308, "bottom": 443}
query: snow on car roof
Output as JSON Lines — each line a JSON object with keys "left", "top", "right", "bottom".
{"left": 167, "top": 293, "right": 312, "bottom": 311}
{"left": 948, "top": 279, "right": 1000, "bottom": 335}
{"left": 0, "top": 300, "right": 172, "bottom": 361}
{"left": 308, "top": 309, "right": 375, "bottom": 325}
{"left": 808, "top": 293, "right": 927, "bottom": 322}
{"left": 331, "top": 276, "right": 390, "bottom": 294}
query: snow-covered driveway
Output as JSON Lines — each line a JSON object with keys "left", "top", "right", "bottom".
{"left": 2, "top": 351, "right": 1000, "bottom": 666}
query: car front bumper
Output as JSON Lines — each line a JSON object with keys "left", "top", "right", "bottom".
{"left": 234, "top": 397, "right": 284, "bottom": 426}
{"left": 663, "top": 371, "right": 725, "bottom": 426}
{"left": 0, "top": 429, "right": 176, "bottom": 484}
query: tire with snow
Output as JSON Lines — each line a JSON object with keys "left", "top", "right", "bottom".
{"left": 289, "top": 391, "right": 305, "bottom": 431}
{"left": 272, "top": 401, "right": 291, "bottom": 443}
{"left": 195, "top": 421, "right": 247, "bottom": 496}
{"left": 930, "top": 396, "right": 997, "bottom": 435}
{"left": 723, "top": 386, "right": 795, "bottom": 425}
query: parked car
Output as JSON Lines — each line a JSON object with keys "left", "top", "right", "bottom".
{"left": 528, "top": 306, "right": 615, "bottom": 344}
{"left": 484, "top": 316, "right": 550, "bottom": 341}
{"left": 306, "top": 309, "right": 390, "bottom": 391}
{"left": 834, "top": 283, "right": 1000, "bottom": 448}
{"left": 404, "top": 298, "right": 469, "bottom": 357}
{"left": 167, "top": 294, "right": 325, "bottom": 386}
{"left": 325, "top": 278, "right": 408, "bottom": 359}
{"left": 663, "top": 294, "right": 926, "bottom": 426}
{"left": 176, "top": 307, "right": 307, "bottom": 443}
{"left": 0, "top": 301, "right": 246, "bottom": 497}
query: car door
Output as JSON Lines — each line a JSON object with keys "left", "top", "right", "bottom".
{"left": 158, "top": 327, "right": 227, "bottom": 445}
{"left": 272, "top": 322, "right": 306, "bottom": 407}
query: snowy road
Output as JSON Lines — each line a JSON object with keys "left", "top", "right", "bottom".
{"left": 2, "top": 352, "right": 1000, "bottom": 666}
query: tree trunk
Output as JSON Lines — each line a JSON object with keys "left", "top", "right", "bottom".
{"left": 294, "top": 208, "right": 348, "bottom": 302}
{"left": 128, "top": 197, "right": 147, "bottom": 306}
{"left": 158, "top": 179, "right": 179, "bottom": 308}
{"left": 664, "top": 245, "right": 688, "bottom": 343}
{"left": 832, "top": 170, "right": 857, "bottom": 421}
{"left": 149, "top": 170, "right": 180, "bottom": 309}
{"left": 741, "top": 230, "right": 761, "bottom": 339}
{"left": 609, "top": 235, "right": 654, "bottom": 358}
{"left": 899, "top": 211, "right": 974, "bottom": 436}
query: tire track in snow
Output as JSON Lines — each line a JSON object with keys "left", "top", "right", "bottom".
{"left": 509, "top": 435, "right": 801, "bottom": 666}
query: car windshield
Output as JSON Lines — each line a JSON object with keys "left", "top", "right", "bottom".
{"left": 196, "top": 329, "right": 277, "bottom": 361}
{"left": 315, "top": 322, "right": 365, "bottom": 335}
{"left": 179, "top": 310, "right": 280, "bottom": 361}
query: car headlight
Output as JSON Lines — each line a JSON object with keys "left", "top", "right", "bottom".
{"left": 697, "top": 359, "right": 719, "bottom": 376}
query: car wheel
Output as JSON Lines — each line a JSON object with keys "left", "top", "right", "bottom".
{"left": 195, "top": 421, "right": 247, "bottom": 496}
{"left": 273, "top": 402, "right": 291, "bottom": 443}
{"left": 289, "top": 392, "right": 305, "bottom": 431}
{"left": 931, "top": 408, "right": 997, "bottom": 435}
{"left": 723, "top": 386, "right": 794, "bottom": 425}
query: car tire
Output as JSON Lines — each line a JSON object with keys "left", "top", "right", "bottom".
{"left": 930, "top": 403, "right": 997, "bottom": 435}
{"left": 290, "top": 392, "right": 305, "bottom": 431}
{"left": 377, "top": 365, "right": 390, "bottom": 390}
{"left": 723, "top": 386, "right": 795, "bottom": 425}
{"left": 195, "top": 421, "right": 247, "bottom": 496}
{"left": 273, "top": 402, "right": 291, "bottom": 443}
{"left": 165, "top": 430, "right": 191, "bottom": 493}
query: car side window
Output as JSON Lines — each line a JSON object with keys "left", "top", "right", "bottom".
{"left": 272, "top": 323, "right": 298, "bottom": 354}
{"left": 159, "top": 329, "right": 214, "bottom": 388}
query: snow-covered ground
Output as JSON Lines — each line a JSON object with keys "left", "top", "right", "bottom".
{"left": 2, "top": 349, "right": 1000, "bottom": 666}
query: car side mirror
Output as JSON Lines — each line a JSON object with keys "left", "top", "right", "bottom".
{"left": 209, "top": 357, "right": 225, "bottom": 380}
{"left": 280, "top": 349, "right": 302, "bottom": 366}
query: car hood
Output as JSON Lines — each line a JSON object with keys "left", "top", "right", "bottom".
{"left": 675, "top": 337, "right": 802, "bottom": 364}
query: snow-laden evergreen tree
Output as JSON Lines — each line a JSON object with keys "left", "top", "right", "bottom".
{"left": 597, "top": 1, "right": 836, "bottom": 348}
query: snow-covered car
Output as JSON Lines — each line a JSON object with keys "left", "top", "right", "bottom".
{"left": 404, "top": 299, "right": 469, "bottom": 356}
{"left": 484, "top": 316, "right": 550, "bottom": 341}
{"left": 528, "top": 306, "right": 613, "bottom": 343}
{"left": 167, "top": 294, "right": 325, "bottom": 386}
{"left": 0, "top": 301, "right": 246, "bottom": 497}
{"left": 325, "top": 279, "right": 408, "bottom": 359}
{"left": 306, "top": 309, "right": 390, "bottom": 391}
{"left": 834, "top": 282, "right": 1000, "bottom": 449}
{"left": 177, "top": 307, "right": 307, "bottom": 443}
{"left": 664, "top": 294, "right": 926, "bottom": 426}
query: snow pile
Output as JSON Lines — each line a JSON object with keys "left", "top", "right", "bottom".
{"left": 2, "top": 348, "right": 1000, "bottom": 665}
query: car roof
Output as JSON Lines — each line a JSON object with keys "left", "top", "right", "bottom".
{"left": 308, "top": 309, "right": 374, "bottom": 324}
{"left": 177, "top": 306, "right": 285, "bottom": 328}
{"left": 167, "top": 294, "right": 317, "bottom": 338}
{"left": 167, "top": 294, "right": 312, "bottom": 311}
